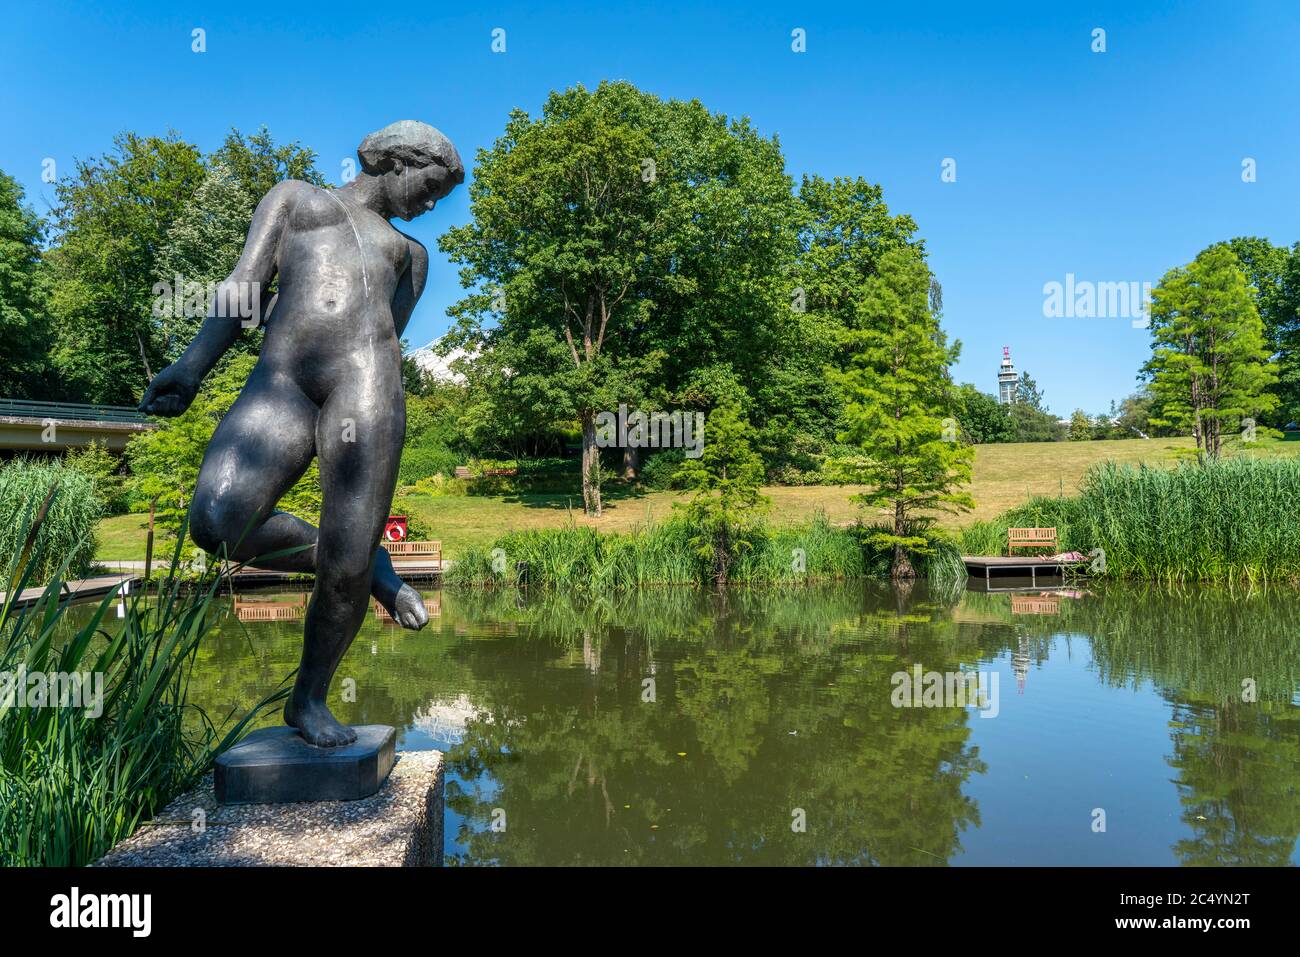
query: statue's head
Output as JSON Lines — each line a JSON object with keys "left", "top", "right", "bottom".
{"left": 357, "top": 120, "right": 464, "bottom": 221}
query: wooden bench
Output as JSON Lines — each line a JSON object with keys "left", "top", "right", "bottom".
{"left": 1010, "top": 594, "right": 1061, "bottom": 615}
{"left": 453, "top": 465, "right": 516, "bottom": 478}
{"left": 1008, "top": 527, "right": 1057, "bottom": 555}
{"left": 384, "top": 540, "right": 441, "bottom": 563}
{"left": 233, "top": 593, "right": 308, "bottom": 622}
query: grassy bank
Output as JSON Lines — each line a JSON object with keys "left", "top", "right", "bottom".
{"left": 0, "top": 517, "right": 283, "bottom": 866}
{"left": 445, "top": 512, "right": 964, "bottom": 589}
{"left": 92, "top": 437, "right": 1300, "bottom": 566}
{"left": 960, "top": 457, "right": 1300, "bottom": 583}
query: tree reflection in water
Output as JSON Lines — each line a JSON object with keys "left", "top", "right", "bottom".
{"left": 54, "top": 579, "right": 1300, "bottom": 865}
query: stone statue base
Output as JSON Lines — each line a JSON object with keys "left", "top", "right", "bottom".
{"left": 214, "top": 725, "right": 396, "bottom": 805}
{"left": 96, "top": 751, "right": 442, "bottom": 866}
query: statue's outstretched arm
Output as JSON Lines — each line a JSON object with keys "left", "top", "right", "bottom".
{"left": 141, "top": 181, "right": 299, "bottom": 417}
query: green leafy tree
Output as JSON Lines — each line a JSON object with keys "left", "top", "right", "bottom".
{"left": 1009, "top": 405, "right": 1063, "bottom": 442}
{"left": 440, "top": 81, "right": 804, "bottom": 514}
{"left": 439, "top": 83, "right": 671, "bottom": 516}
{"left": 955, "top": 384, "right": 1013, "bottom": 444}
{"left": 1015, "top": 371, "right": 1047, "bottom": 411}
{"left": 787, "top": 175, "right": 922, "bottom": 458}
{"left": 45, "top": 132, "right": 205, "bottom": 403}
{"left": 1226, "top": 236, "right": 1300, "bottom": 427}
{"left": 1006, "top": 371, "right": 1063, "bottom": 442}
{"left": 674, "top": 395, "right": 768, "bottom": 584}
{"left": 1144, "top": 244, "right": 1278, "bottom": 460}
{"left": 209, "top": 126, "right": 325, "bottom": 200}
{"left": 152, "top": 164, "right": 259, "bottom": 362}
{"left": 399, "top": 383, "right": 466, "bottom": 484}
{"left": 1067, "top": 409, "right": 1092, "bottom": 441}
{"left": 1113, "top": 389, "right": 1158, "bottom": 438}
{"left": 65, "top": 440, "right": 128, "bottom": 515}
{"left": 0, "top": 171, "right": 53, "bottom": 397}
{"left": 43, "top": 127, "right": 321, "bottom": 403}
{"left": 829, "top": 247, "right": 974, "bottom": 579}
{"left": 644, "top": 106, "right": 800, "bottom": 472}
{"left": 153, "top": 128, "right": 324, "bottom": 364}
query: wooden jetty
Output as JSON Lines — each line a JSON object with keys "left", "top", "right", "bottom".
{"left": 961, "top": 555, "right": 1085, "bottom": 586}
{"left": 0, "top": 573, "right": 138, "bottom": 612}
{"left": 6, "top": 559, "right": 446, "bottom": 614}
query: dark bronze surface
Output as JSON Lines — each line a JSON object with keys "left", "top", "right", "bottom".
{"left": 142, "top": 121, "right": 464, "bottom": 747}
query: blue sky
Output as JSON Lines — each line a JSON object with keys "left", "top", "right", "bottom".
{"left": 4, "top": 1, "right": 1298, "bottom": 414}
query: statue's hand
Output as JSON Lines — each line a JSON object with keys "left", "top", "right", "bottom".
{"left": 139, "top": 363, "right": 200, "bottom": 417}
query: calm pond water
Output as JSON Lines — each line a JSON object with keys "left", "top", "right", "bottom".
{"left": 70, "top": 580, "right": 1300, "bottom": 865}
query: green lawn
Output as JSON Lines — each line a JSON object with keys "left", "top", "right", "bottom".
{"left": 94, "top": 436, "right": 1300, "bottom": 561}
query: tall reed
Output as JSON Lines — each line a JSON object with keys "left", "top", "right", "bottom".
{"left": 958, "top": 457, "right": 1300, "bottom": 583}
{"left": 1078, "top": 458, "right": 1300, "bottom": 583}
{"left": 0, "top": 458, "right": 102, "bottom": 584}
{"left": 445, "top": 512, "right": 965, "bottom": 590}
{"left": 0, "top": 499, "right": 287, "bottom": 866}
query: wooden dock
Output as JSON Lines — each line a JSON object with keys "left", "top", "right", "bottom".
{"left": 0, "top": 573, "right": 138, "bottom": 611}
{"left": 95, "top": 559, "right": 446, "bottom": 582}
{"left": 961, "top": 555, "right": 1085, "bottom": 586}
{"left": 5, "top": 561, "right": 446, "bottom": 613}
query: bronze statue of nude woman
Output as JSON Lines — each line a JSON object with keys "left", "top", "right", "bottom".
{"left": 140, "top": 121, "right": 464, "bottom": 747}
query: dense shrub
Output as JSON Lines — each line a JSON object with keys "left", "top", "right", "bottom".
{"left": 408, "top": 473, "right": 471, "bottom": 497}
{"left": 389, "top": 494, "right": 436, "bottom": 539}
{"left": 638, "top": 449, "right": 687, "bottom": 490}
{"left": 398, "top": 440, "right": 460, "bottom": 485}
{"left": 64, "top": 442, "right": 129, "bottom": 515}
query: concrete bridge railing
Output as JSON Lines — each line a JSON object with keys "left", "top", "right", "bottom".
{"left": 0, "top": 398, "right": 157, "bottom": 452}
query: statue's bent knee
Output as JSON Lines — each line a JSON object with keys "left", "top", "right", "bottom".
{"left": 188, "top": 492, "right": 236, "bottom": 556}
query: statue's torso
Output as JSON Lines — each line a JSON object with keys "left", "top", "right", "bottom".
{"left": 259, "top": 186, "right": 412, "bottom": 397}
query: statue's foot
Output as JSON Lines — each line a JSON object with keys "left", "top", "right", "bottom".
{"left": 284, "top": 697, "right": 358, "bottom": 748}
{"left": 379, "top": 581, "right": 429, "bottom": 631}
{"left": 371, "top": 556, "right": 429, "bottom": 631}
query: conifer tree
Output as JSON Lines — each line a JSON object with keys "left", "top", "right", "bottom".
{"left": 1144, "top": 244, "right": 1278, "bottom": 460}
{"left": 829, "top": 247, "right": 973, "bottom": 579}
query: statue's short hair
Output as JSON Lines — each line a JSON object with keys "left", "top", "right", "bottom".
{"left": 357, "top": 120, "right": 463, "bottom": 176}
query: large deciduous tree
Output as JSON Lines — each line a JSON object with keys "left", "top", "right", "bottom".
{"left": 439, "top": 83, "right": 668, "bottom": 515}
{"left": 439, "top": 81, "right": 801, "bottom": 515}
{"left": 1144, "top": 244, "right": 1277, "bottom": 460}
{"left": 0, "top": 171, "right": 53, "bottom": 397}
{"left": 1226, "top": 236, "right": 1300, "bottom": 428}
{"left": 45, "top": 132, "right": 205, "bottom": 404}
